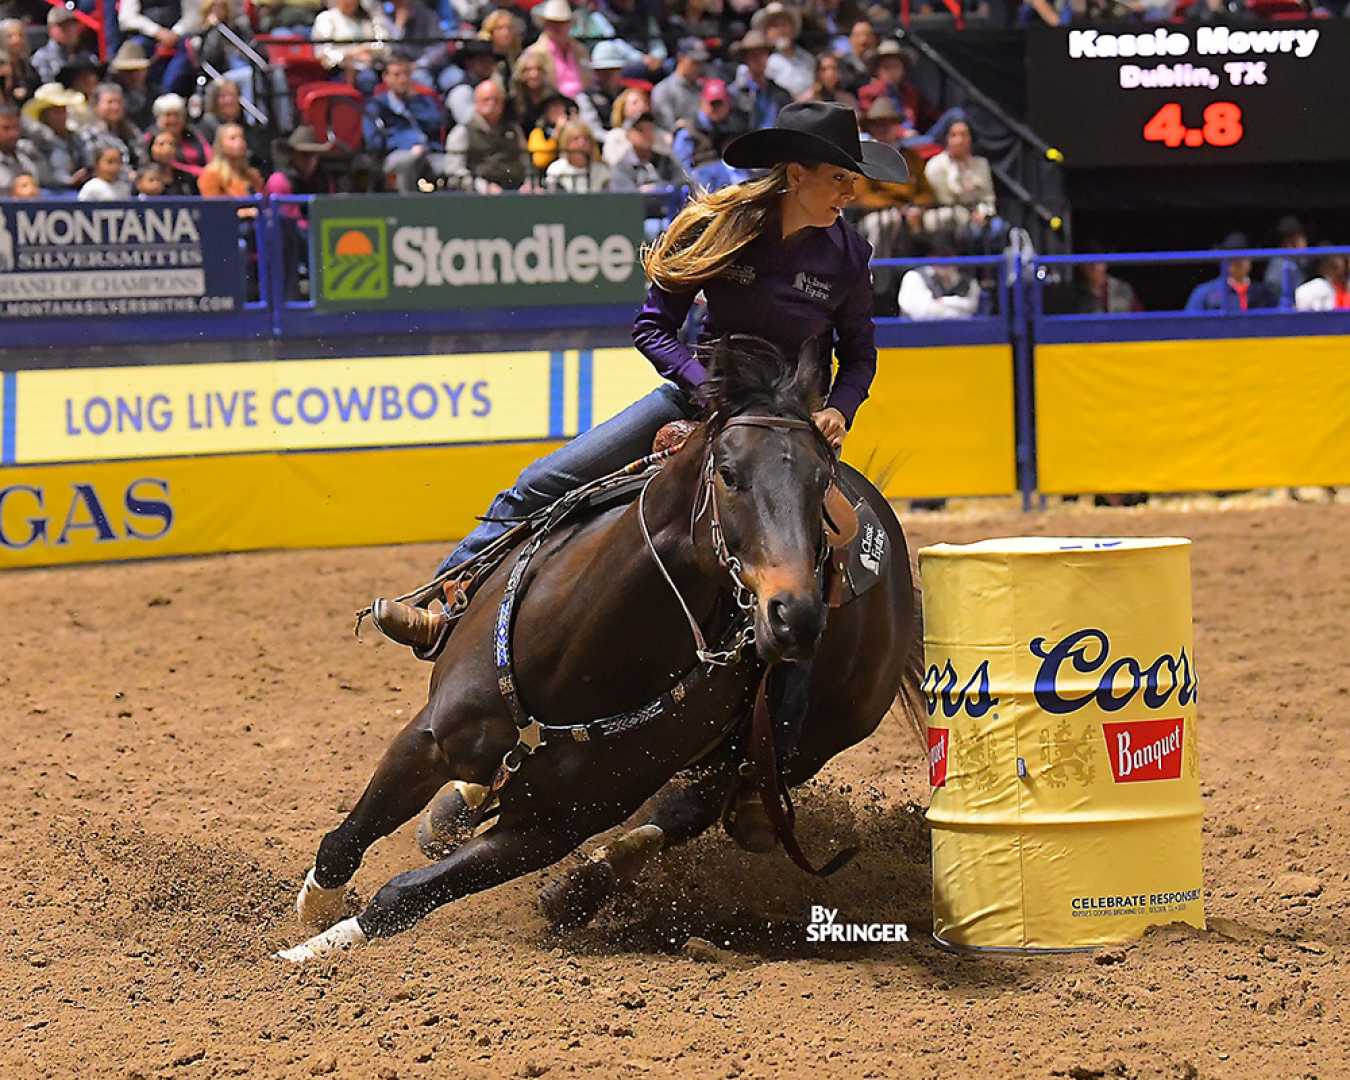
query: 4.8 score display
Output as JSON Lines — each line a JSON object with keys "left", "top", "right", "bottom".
{"left": 1142, "top": 102, "right": 1243, "bottom": 150}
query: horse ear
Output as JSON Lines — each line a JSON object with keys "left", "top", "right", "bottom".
{"left": 794, "top": 337, "right": 825, "bottom": 408}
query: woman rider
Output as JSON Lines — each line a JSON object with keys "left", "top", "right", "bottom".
{"left": 372, "top": 102, "right": 908, "bottom": 655}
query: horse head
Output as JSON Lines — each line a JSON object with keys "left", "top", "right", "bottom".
{"left": 698, "top": 334, "right": 835, "bottom": 665}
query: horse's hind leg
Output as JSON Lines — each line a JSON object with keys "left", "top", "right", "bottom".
{"left": 279, "top": 809, "right": 589, "bottom": 961}
{"left": 540, "top": 759, "right": 739, "bottom": 930}
{"left": 295, "top": 709, "right": 459, "bottom": 928}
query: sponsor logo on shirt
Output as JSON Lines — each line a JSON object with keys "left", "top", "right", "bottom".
{"left": 793, "top": 271, "right": 831, "bottom": 301}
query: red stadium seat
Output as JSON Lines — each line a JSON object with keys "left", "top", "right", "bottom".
{"left": 256, "top": 36, "right": 330, "bottom": 96}
{"left": 298, "top": 81, "right": 365, "bottom": 153}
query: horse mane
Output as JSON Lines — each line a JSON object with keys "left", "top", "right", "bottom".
{"left": 694, "top": 334, "right": 819, "bottom": 425}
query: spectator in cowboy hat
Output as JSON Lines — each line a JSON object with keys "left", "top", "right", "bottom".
{"left": 859, "top": 38, "right": 965, "bottom": 153}
{"left": 446, "top": 39, "right": 503, "bottom": 126}
{"left": 523, "top": 0, "right": 593, "bottom": 102}
{"left": 33, "top": 6, "right": 97, "bottom": 87}
{"left": 80, "top": 83, "right": 146, "bottom": 170}
{"left": 1, "top": 19, "right": 41, "bottom": 106}
{"left": 24, "top": 82, "right": 89, "bottom": 189}
{"left": 1184, "top": 232, "right": 1278, "bottom": 313}
{"left": 749, "top": 1, "right": 815, "bottom": 99}
{"left": 57, "top": 56, "right": 103, "bottom": 130}
{"left": 729, "top": 29, "right": 791, "bottom": 131}
{"left": 117, "top": 0, "right": 204, "bottom": 96}
{"left": 109, "top": 41, "right": 154, "bottom": 129}
{"left": 650, "top": 37, "right": 707, "bottom": 131}
{"left": 264, "top": 123, "right": 336, "bottom": 201}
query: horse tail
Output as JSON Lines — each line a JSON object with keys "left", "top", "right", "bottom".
{"left": 891, "top": 577, "right": 928, "bottom": 755}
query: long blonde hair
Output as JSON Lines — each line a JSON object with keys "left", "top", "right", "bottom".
{"left": 642, "top": 166, "right": 788, "bottom": 291}
{"left": 201, "top": 123, "right": 253, "bottom": 192}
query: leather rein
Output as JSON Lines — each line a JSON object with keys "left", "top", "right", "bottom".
{"left": 640, "top": 413, "right": 854, "bottom": 878}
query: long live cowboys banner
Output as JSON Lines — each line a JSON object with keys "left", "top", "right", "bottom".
{"left": 310, "top": 192, "right": 646, "bottom": 312}
{"left": 0, "top": 199, "right": 245, "bottom": 319}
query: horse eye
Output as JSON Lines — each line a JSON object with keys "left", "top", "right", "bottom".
{"left": 717, "top": 464, "right": 739, "bottom": 490}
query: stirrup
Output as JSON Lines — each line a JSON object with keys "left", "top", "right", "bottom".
{"left": 370, "top": 598, "right": 455, "bottom": 661}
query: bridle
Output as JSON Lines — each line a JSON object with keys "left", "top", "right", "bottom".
{"left": 639, "top": 413, "right": 838, "bottom": 667}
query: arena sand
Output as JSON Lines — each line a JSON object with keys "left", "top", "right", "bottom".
{"left": 1, "top": 501, "right": 1346, "bottom": 1079}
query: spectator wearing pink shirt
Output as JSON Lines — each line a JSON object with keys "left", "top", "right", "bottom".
{"left": 522, "top": 0, "right": 591, "bottom": 102}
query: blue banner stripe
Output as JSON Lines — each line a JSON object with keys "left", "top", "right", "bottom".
{"left": 2, "top": 371, "right": 15, "bottom": 466}
{"left": 577, "top": 348, "right": 593, "bottom": 433}
{"left": 548, "top": 351, "right": 565, "bottom": 438}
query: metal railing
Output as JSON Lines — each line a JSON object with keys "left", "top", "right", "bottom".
{"left": 898, "top": 28, "right": 1071, "bottom": 256}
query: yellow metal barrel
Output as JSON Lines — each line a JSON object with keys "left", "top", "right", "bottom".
{"left": 919, "top": 537, "right": 1205, "bottom": 951}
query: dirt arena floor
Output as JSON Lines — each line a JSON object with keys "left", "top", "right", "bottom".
{"left": 1, "top": 497, "right": 1346, "bottom": 1079}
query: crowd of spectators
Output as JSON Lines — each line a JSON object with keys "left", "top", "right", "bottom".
{"left": 0, "top": 0, "right": 1345, "bottom": 316}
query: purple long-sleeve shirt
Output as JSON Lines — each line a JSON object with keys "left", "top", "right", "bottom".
{"left": 631, "top": 214, "right": 878, "bottom": 427}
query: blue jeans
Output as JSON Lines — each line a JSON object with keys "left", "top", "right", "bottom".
{"left": 435, "top": 382, "right": 696, "bottom": 576}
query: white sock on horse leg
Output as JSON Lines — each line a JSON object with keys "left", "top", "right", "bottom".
{"left": 294, "top": 866, "right": 346, "bottom": 930}
{"left": 274, "top": 917, "right": 368, "bottom": 964}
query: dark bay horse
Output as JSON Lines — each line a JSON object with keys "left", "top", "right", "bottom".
{"left": 278, "top": 336, "right": 925, "bottom": 962}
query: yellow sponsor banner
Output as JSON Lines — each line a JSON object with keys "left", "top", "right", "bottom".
{"left": 922, "top": 537, "right": 1204, "bottom": 950}
{"left": 15, "top": 353, "right": 554, "bottom": 464}
{"left": 1037, "top": 335, "right": 1350, "bottom": 493}
{"left": 0, "top": 442, "right": 560, "bottom": 569}
{"left": 589, "top": 344, "right": 1018, "bottom": 500}
{"left": 847, "top": 345, "right": 1016, "bottom": 498}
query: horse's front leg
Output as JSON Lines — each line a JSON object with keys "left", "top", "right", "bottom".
{"left": 294, "top": 696, "right": 505, "bottom": 931}
{"left": 278, "top": 803, "right": 601, "bottom": 962}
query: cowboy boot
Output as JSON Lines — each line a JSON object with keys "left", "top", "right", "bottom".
{"left": 370, "top": 598, "right": 450, "bottom": 659}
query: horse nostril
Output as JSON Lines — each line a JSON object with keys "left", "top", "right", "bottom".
{"left": 768, "top": 597, "right": 793, "bottom": 638}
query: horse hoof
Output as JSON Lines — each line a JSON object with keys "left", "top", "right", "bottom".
{"left": 275, "top": 916, "right": 367, "bottom": 964}
{"left": 295, "top": 867, "right": 347, "bottom": 930}
{"left": 725, "top": 794, "right": 777, "bottom": 854}
{"left": 416, "top": 782, "right": 488, "bottom": 862}
{"left": 539, "top": 859, "right": 617, "bottom": 932}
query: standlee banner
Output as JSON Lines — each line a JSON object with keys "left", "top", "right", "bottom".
{"left": 310, "top": 193, "right": 646, "bottom": 312}
{"left": 0, "top": 199, "right": 245, "bottom": 320}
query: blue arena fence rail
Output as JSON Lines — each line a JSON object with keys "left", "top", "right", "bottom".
{"left": 3, "top": 195, "right": 1350, "bottom": 505}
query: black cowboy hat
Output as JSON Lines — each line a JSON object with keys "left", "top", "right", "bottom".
{"left": 723, "top": 101, "right": 909, "bottom": 184}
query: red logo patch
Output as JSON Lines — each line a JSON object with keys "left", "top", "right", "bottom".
{"left": 1102, "top": 718, "right": 1184, "bottom": 783}
{"left": 928, "top": 726, "right": 948, "bottom": 788}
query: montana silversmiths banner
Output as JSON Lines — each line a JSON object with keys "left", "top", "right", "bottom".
{"left": 311, "top": 193, "right": 646, "bottom": 312}
{"left": 0, "top": 199, "right": 244, "bottom": 319}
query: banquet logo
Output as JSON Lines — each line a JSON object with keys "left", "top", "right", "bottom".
{"left": 1102, "top": 718, "right": 1185, "bottom": 783}
{"left": 1030, "top": 628, "right": 1197, "bottom": 716}
{"left": 320, "top": 218, "right": 390, "bottom": 301}
{"left": 927, "top": 727, "right": 948, "bottom": 788}
{"left": 921, "top": 658, "right": 998, "bottom": 719}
